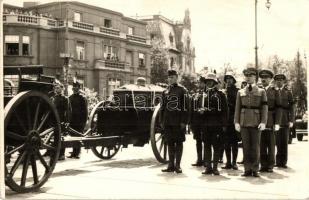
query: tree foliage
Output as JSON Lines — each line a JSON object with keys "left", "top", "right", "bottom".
{"left": 150, "top": 38, "right": 169, "bottom": 84}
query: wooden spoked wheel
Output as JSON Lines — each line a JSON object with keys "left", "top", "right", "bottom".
{"left": 150, "top": 104, "right": 169, "bottom": 164}
{"left": 4, "top": 91, "right": 61, "bottom": 193}
{"left": 88, "top": 101, "right": 120, "bottom": 159}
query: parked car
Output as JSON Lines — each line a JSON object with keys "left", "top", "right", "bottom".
{"left": 294, "top": 111, "right": 308, "bottom": 141}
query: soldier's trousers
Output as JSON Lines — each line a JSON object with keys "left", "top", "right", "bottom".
{"left": 192, "top": 126, "right": 203, "bottom": 163}
{"left": 260, "top": 129, "right": 275, "bottom": 169}
{"left": 202, "top": 126, "right": 222, "bottom": 169}
{"left": 241, "top": 127, "right": 261, "bottom": 172}
{"left": 276, "top": 127, "right": 289, "bottom": 166}
{"left": 167, "top": 141, "right": 183, "bottom": 168}
{"left": 70, "top": 124, "right": 85, "bottom": 156}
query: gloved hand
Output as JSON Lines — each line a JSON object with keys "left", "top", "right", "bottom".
{"left": 274, "top": 124, "right": 280, "bottom": 131}
{"left": 235, "top": 123, "right": 241, "bottom": 132}
{"left": 289, "top": 122, "right": 293, "bottom": 128}
{"left": 258, "top": 123, "right": 266, "bottom": 131}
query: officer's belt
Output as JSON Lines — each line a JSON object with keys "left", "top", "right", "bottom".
{"left": 241, "top": 106, "right": 260, "bottom": 109}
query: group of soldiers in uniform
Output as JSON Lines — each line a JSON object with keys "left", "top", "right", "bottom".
{"left": 160, "top": 68, "right": 295, "bottom": 177}
{"left": 45, "top": 80, "right": 88, "bottom": 160}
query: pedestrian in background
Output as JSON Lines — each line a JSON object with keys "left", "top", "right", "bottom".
{"left": 234, "top": 67, "right": 268, "bottom": 177}
{"left": 222, "top": 72, "right": 239, "bottom": 170}
{"left": 161, "top": 69, "right": 189, "bottom": 174}
{"left": 274, "top": 73, "right": 295, "bottom": 168}
{"left": 258, "top": 69, "right": 282, "bottom": 173}
{"left": 47, "top": 82, "right": 71, "bottom": 160}
{"left": 200, "top": 72, "right": 228, "bottom": 176}
{"left": 68, "top": 81, "right": 88, "bottom": 159}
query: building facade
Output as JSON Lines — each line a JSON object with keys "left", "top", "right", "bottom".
{"left": 138, "top": 9, "right": 196, "bottom": 77}
{"left": 3, "top": 1, "right": 152, "bottom": 98}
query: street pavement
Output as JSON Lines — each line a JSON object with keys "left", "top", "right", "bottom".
{"left": 5, "top": 135, "right": 309, "bottom": 199}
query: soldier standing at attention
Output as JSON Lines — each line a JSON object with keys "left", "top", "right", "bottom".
{"left": 51, "top": 82, "right": 71, "bottom": 160}
{"left": 222, "top": 72, "right": 239, "bottom": 170}
{"left": 234, "top": 67, "right": 268, "bottom": 177}
{"left": 274, "top": 73, "right": 295, "bottom": 168}
{"left": 190, "top": 75, "right": 207, "bottom": 167}
{"left": 258, "top": 69, "right": 282, "bottom": 173}
{"left": 200, "top": 72, "right": 228, "bottom": 176}
{"left": 161, "top": 69, "right": 189, "bottom": 174}
{"left": 68, "top": 81, "right": 88, "bottom": 159}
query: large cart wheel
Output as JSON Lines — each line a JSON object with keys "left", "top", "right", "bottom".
{"left": 150, "top": 104, "right": 169, "bottom": 164}
{"left": 88, "top": 101, "right": 120, "bottom": 159}
{"left": 4, "top": 91, "right": 61, "bottom": 193}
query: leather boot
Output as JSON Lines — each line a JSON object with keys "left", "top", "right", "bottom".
{"left": 175, "top": 143, "right": 183, "bottom": 173}
{"left": 192, "top": 141, "right": 203, "bottom": 166}
{"left": 162, "top": 144, "right": 175, "bottom": 172}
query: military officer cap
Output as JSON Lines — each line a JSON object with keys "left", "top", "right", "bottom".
{"left": 243, "top": 67, "right": 258, "bottom": 76}
{"left": 274, "top": 73, "right": 286, "bottom": 80}
{"left": 259, "top": 69, "right": 274, "bottom": 78}
{"left": 167, "top": 69, "right": 178, "bottom": 76}
{"left": 224, "top": 71, "right": 236, "bottom": 83}
{"left": 204, "top": 72, "right": 218, "bottom": 84}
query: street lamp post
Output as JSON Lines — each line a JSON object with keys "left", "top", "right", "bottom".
{"left": 255, "top": 0, "right": 271, "bottom": 69}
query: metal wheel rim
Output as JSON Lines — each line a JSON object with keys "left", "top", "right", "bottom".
{"left": 5, "top": 91, "right": 61, "bottom": 193}
{"left": 150, "top": 104, "right": 169, "bottom": 164}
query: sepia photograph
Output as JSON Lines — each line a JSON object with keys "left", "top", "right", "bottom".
{"left": 0, "top": 0, "right": 308, "bottom": 199}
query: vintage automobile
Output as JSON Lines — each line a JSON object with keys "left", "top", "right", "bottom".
{"left": 294, "top": 111, "right": 308, "bottom": 141}
{"left": 4, "top": 65, "right": 168, "bottom": 193}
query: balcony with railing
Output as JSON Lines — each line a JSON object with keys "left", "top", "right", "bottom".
{"left": 94, "top": 59, "right": 131, "bottom": 72}
{"left": 3, "top": 14, "right": 150, "bottom": 45}
{"left": 3, "top": 14, "right": 57, "bottom": 29}
{"left": 100, "top": 26, "right": 120, "bottom": 36}
{"left": 72, "top": 21, "right": 94, "bottom": 31}
{"left": 126, "top": 34, "right": 147, "bottom": 44}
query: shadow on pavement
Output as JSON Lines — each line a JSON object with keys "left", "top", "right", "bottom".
{"left": 157, "top": 171, "right": 188, "bottom": 179}
{"left": 259, "top": 171, "right": 288, "bottom": 179}
{"left": 92, "top": 158, "right": 161, "bottom": 169}
{"left": 51, "top": 169, "right": 92, "bottom": 178}
{"left": 198, "top": 174, "right": 231, "bottom": 182}
{"left": 238, "top": 176, "right": 273, "bottom": 185}
{"left": 274, "top": 166, "right": 295, "bottom": 173}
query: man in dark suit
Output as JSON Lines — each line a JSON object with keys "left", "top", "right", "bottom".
{"left": 222, "top": 72, "right": 240, "bottom": 170}
{"left": 161, "top": 69, "right": 189, "bottom": 174}
{"left": 200, "top": 72, "right": 228, "bottom": 176}
{"left": 259, "top": 69, "right": 282, "bottom": 173}
{"left": 234, "top": 67, "right": 268, "bottom": 177}
{"left": 190, "top": 76, "right": 206, "bottom": 167}
{"left": 274, "top": 73, "right": 295, "bottom": 168}
{"left": 68, "top": 81, "right": 88, "bottom": 158}
{"left": 49, "top": 82, "right": 71, "bottom": 160}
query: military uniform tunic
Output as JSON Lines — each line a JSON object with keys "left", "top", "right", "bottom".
{"left": 276, "top": 85, "right": 295, "bottom": 166}
{"left": 160, "top": 83, "right": 189, "bottom": 142}
{"left": 260, "top": 85, "right": 282, "bottom": 169}
{"left": 200, "top": 87, "right": 228, "bottom": 169}
{"left": 234, "top": 84, "right": 268, "bottom": 172}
